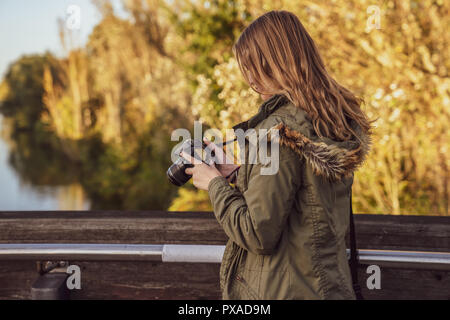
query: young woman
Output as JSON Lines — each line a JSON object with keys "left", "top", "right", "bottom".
{"left": 181, "top": 10, "right": 372, "bottom": 299}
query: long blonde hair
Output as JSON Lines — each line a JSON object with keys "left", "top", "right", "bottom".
{"left": 233, "top": 10, "right": 373, "bottom": 141}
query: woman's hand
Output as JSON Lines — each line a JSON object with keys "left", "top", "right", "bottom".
{"left": 203, "top": 138, "right": 240, "bottom": 181}
{"left": 180, "top": 151, "right": 222, "bottom": 190}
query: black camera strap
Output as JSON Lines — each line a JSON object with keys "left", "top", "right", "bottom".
{"left": 349, "top": 191, "right": 364, "bottom": 300}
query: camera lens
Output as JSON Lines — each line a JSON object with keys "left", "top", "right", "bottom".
{"left": 167, "top": 157, "right": 194, "bottom": 186}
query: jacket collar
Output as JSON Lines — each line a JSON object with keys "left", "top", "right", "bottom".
{"left": 232, "top": 94, "right": 289, "bottom": 132}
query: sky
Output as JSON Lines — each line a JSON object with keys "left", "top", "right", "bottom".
{"left": 0, "top": 0, "right": 124, "bottom": 78}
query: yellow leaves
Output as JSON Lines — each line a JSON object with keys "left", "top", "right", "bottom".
{"left": 417, "top": 45, "right": 437, "bottom": 73}
{"left": 358, "top": 39, "right": 376, "bottom": 56}
{"left": 168, "top": 187, "right": 213, "bottom": 211}
{"left": 387, "top": 108, "right": 401, "bottom": 122}
{"left": 376, "top": 51, "right": 394, "bottom": 67}
{"left": 0, "top": 80, "right": 10, "bottom": 103}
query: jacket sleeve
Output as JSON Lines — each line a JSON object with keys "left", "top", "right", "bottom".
{"left": 208, "top": 149, "right": 302, "bottom": 255}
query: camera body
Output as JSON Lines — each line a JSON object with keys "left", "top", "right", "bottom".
{"left": 167, "top": 139, "right": 215, "bottom": 186}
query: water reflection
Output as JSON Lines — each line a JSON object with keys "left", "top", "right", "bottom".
{"left": 0, "top": 115, "right": 90, "bottom": 210}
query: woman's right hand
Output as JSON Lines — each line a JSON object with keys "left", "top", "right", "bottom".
{"left": 203, "top": 137, "right": 240, "bottom": 181}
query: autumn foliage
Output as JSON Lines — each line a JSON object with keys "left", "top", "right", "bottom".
{"left": 0, "top": 0, "right": 448, "bottom": 215}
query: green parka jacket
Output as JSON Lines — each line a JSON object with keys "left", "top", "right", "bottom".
{"left": 207, "top": 94, "right": 371, "bottom": 300}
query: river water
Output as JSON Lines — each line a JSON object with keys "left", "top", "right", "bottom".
{"left": 0, "top": 115, "right": 90, "bottom": 210}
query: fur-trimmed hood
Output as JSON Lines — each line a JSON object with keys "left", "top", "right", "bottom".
{"left": 269, "top": 121, "right": 371, "bottom": 182}
{"left": 234, "top": 94, "right": 372, "bottom": 182}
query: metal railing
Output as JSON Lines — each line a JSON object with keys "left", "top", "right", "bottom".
{"left": 0, "top": 243, "right": 449, "bottom": 270}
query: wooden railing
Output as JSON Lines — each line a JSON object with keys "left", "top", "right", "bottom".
{"left": 0, "top": 211, "right": 449, "bottom": 300}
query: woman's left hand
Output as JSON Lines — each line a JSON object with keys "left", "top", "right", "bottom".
{"left": 180, "top": 151, "right": 222, "bottom": 190}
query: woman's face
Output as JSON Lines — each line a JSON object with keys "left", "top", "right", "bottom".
{"left": 260, "top": 93, "right": 273, "bottom": 101}
{"left": 248, "top": 72, "right": 273, "bottom": 101}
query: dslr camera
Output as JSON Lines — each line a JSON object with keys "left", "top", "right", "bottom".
{"left": 167, "top": 139, "right": 215, "bottom": 186}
